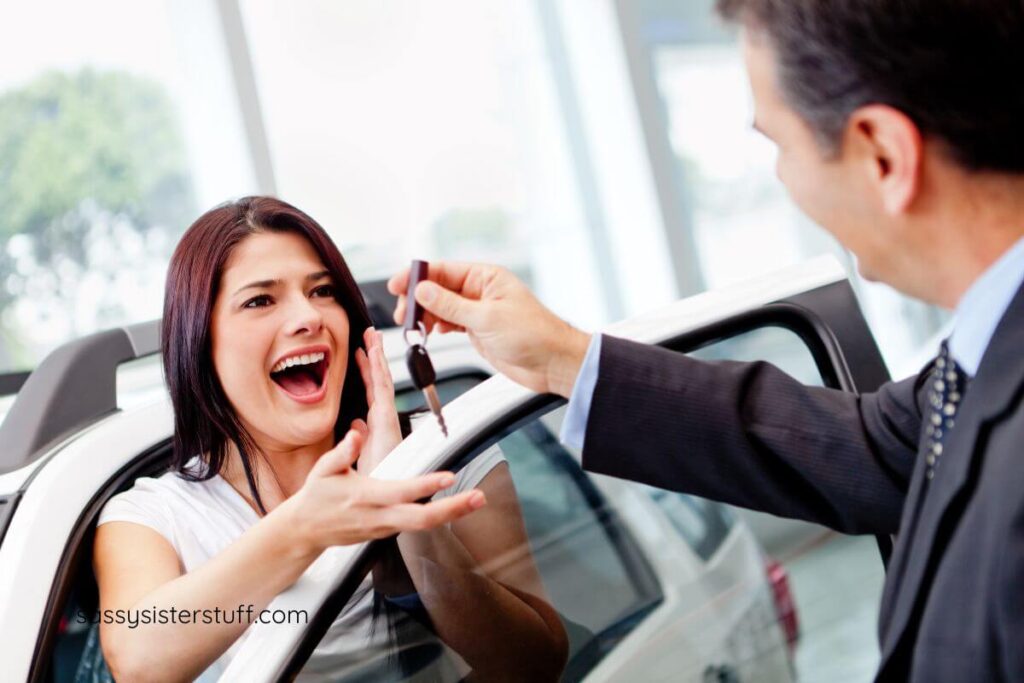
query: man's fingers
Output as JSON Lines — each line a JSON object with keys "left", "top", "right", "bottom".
{"left": 308, "top": 430, "right": 362, "bottom": 479}
{"left": 364, "top": 471, "right": 457, "bottom": 504}
{"left": 388, "top": 261, "right": 477, "bottom": 297}
{"left": 415, "top": 281, "right": 484, "bottom": 330}
{"left": 392, "top": 294, "right": 443, "bottom": 329}
{"left": 436, "top": 320, "right": 466, "bottom": 334}
{"left": 386, "top": 268, "right": 410, "bottom": 297}
{"left": 380, "top": 490, "right": 487, "bottom": 532}
{"left": 390, "top": 261, "right": 487, "bottom": 329}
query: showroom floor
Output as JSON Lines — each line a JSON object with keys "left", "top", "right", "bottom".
{"left": 785, "top": 533, "right": 886, "bottom": 682}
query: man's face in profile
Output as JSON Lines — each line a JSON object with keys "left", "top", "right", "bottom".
{"left": 741, "top": 28, "right": 893, "bottom": 284}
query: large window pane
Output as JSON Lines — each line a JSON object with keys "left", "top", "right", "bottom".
{"left": 632, "top": 0, "right": 949, "bottom": 376}
{"left": 0, "top": 0, "right": 257, "bottom": 374}
{"left": 239, "top": 0, "right": 609, "bottom": 329}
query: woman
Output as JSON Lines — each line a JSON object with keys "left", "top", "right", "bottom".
{"left": 93, "top": 197, "right": 568, "bottom": 682}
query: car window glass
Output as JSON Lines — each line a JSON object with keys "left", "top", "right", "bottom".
{"left": 645, "top": 487, "right": 736, "bottom": 562}
{"left": 635, "top": 325, "right": 820, "bottom": 564}
{"left": 296, "top": 401, "right": 675, "bottom": 682}
{"left": 295, "top": 392, "right": 804, "bottom": 682}
{"left": 681, "top": 324, "right": 885, "bottom": 681}
{"left": 687, "top": 325, "right": 823, "bottom": 387}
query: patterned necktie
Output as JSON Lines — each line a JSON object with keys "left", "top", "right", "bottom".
{"left": 923, "top": 341, "right": 969, "bottom": 481}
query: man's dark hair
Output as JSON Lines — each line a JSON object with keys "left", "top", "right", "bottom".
{"left": 717, "top": 0, "right": 1024, "bottom": 173}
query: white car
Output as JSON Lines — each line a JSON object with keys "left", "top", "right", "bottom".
{"left": 0, "top": 256, "right": 891, "bottom": 682}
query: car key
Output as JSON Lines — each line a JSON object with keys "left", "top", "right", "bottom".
{"left": 404, "top": 260, "right": 448, "bottom": 436}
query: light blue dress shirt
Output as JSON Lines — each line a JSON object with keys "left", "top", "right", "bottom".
{"left": 559, "top": 236, "right": 1024, "bottom": 449}
{"left": 948, "top": 235, "right": 1024, "bottom": 376}
{"left": 559, "top": 334, "right": 602, "bottom": 449}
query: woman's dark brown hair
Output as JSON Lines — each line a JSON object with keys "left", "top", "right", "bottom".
{"left": 162, "top": 196, "right": 371, "bottom": 514}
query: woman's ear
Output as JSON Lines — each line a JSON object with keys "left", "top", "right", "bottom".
{"left": 846, "top": 104, "right": 924, "bottom": 215}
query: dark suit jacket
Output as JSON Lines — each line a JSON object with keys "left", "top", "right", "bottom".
{"left": 581, "top": 282, "right": 1024, "bottom": 682}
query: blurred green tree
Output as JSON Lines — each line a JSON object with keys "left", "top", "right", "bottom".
{"left": 0, "top": 68, "right": 195, "bottom": 368}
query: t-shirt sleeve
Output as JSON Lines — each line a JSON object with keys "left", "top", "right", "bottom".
{"left": 96, "top": 480, "right": 178, "bottom": 549}
{"left": 441, "top": 444, "right": 507, "bottom": 498}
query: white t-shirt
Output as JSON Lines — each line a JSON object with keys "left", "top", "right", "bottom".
{"left": 96, "top": 445, "right": 505, "bottom": 682}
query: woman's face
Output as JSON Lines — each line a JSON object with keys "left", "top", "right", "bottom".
{"left": 210, "top": 231, "right": 350, "bottom": 452}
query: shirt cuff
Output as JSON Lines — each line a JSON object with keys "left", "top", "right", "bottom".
{"left": 559, "top": 333, "right": 602, "bottom": 450}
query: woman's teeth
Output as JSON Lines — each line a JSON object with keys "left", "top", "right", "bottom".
{"left": 271, "top": 351, "right": 326, "bottom": 374}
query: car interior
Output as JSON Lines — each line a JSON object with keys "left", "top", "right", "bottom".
{"left": 40, "top": 441, "right": 172, "bottom": 683}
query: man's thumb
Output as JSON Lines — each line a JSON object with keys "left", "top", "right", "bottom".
{"left": 416, "top": 281, "right": 481, "bottom": 328}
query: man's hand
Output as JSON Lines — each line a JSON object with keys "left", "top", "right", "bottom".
{"left": 387, "top": 262, "right": 591, "bottom": 397}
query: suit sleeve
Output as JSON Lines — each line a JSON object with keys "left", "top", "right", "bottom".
{"left": 580, "top": 335, "right": 927, "bottom": 535}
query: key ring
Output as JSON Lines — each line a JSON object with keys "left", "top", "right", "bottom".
{"left": 403, "top": 321, "right": 428, "bottom": 348}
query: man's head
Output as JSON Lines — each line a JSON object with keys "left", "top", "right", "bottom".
{"left": 719, "top": 0, "right": 1024, "bottom": 306}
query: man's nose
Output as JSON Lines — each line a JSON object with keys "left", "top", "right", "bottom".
{"left": 284, "top": 294, "right": 324, "bottom": 335}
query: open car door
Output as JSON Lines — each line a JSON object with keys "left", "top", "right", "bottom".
{"left": 222, "top": 255, "right": 892, "bottom": 683}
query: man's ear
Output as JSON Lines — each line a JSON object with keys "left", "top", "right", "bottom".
{"left": 845, "top": 104, "right": 923, "bottom": 215}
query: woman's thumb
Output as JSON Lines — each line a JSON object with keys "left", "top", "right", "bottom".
{"left": 308, "top": 430, "right": 362, "bottom": 479}
{"left": 416, "top": 281, "right": 482, "bottom": 329}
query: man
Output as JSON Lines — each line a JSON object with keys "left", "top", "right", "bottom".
{"left": 390, "top": 1, "right": 1024, "bottom": 680}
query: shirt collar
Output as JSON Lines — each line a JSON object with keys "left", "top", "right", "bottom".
{"left": 948, "top": 235, "right": 1024, "bottom": 376}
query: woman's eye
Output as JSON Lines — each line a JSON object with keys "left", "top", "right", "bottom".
{"left": 313, "top": 284, "right": 337, "bottom": 298}
{"left": 243, "top": 295, "right": 272, "bottom": 309}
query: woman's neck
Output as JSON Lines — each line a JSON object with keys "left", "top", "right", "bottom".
{"left": 218, "top": 433, "right": 334, "bottom": 514}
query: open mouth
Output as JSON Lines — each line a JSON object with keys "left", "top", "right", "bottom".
{"left": 270, "top": 357, "right": 328, "bottom": 398}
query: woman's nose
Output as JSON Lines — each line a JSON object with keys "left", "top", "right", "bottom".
{"left": 283, "top": 294, "right": 324, "bottom": 336}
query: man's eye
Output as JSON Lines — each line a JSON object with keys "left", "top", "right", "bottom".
{"left": 243, "top": 295, "right": 272, "bottom": 309}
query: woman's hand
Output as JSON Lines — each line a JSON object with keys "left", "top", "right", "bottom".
{"left": 284, "top": 429, "right": 486, "bottom": 556}
{"left": 351, "top": 326, "right": 402, "bottom": 473}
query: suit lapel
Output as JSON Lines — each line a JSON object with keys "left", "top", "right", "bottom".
{"left": 878, "top": 279, "right": 1024, "bottom": 667}
{"left": 876, "top": 396, "right": 932, "bottom": 643}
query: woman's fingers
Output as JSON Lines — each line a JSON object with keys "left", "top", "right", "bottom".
{"left": 308, "top": 430, "right": 362, "bottom": 479}
{"left": 370, "top": 330, "right": 394, "bottom": 397}
{"left": 350, "top": 418, "right": 368, "bottom": 438}
{"left": 359, "top": 326, "right": 395, "bottom": 408}
{"left": 363, "top": 326, "right": 379, "bottom": 357}
{"left": 378, "top": 491, "right": 487, "bottom": 533}
{"left": 354, "top": 347, "right": 374, "bottom": 406}
{"left": 363, "top": 471, "right": 457, "bottom": 504}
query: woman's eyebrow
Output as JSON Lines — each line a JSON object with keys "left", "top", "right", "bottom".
{"left": 232, "top": 270, "right": 331, "bottom": 297}
{"left": 234, "top": 278, "right": 278, "bottom": 296}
